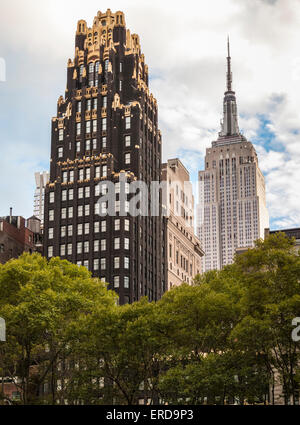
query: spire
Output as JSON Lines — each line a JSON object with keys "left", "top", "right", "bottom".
{"left": 219, "top": 37, "right": 241, "bottom": 138}
{"left": 226, "top": 36, "right": 232, "bottom": 92}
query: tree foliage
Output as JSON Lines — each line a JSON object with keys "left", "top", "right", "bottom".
{"left": 0, "top": 233, "right": 299, "bottom": 405}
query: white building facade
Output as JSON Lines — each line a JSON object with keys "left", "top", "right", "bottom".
{"left": 33, "top": 171, "right": 49, "bottom": 227}
{"left": 197, "top": 41, "right": 269, "bottom": 272}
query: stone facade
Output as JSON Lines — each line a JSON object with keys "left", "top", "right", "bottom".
{"left": 197, "top": 40, "right": 269, "bottom": 272}
{"left": 162, "top": 159, "right": 204, "bottom": 289}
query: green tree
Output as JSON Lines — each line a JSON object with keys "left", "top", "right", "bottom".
{"left": 0, "top": 253, "right": 116, "bottom": 405}
{"left": 231, "top": 233, "right": 300, "bottom": 404}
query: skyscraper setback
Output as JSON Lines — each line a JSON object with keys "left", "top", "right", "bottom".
{"left": 197, "top": 40, "right": 269, "bottom": 272}
{"left": 43, "top": 9, "right": 164, "bottom": 304}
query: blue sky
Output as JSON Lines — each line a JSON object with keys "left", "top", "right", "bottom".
{"left": 0, "top": 0, "right": 300, "bottom": 230}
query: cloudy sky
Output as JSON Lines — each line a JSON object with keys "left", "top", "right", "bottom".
{"left": 0, "top": 0, "right": 300, "bottom": 229}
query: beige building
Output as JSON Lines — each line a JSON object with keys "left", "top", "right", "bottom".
{"left": 162, "top": 159, "right": 204, "bottom": 289}
{"left": 33, "top": 171, "right": 49, "bottom": 228}
{"left": 197, "top": 41, "right": 269, "bottom": 272}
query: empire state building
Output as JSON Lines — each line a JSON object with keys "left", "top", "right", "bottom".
{"left": 197, "top": 40, "right": 269, "bottom": 271}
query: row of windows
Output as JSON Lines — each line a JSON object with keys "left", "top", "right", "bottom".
{"left": 47, "top": 237, "right": 130, "bottom": 257}
{"left": 60, "top": 165, "right": 108, "bottom": 184}
{"left": 75, "top": 116, "right": 131, "bottom": 136}
{"left": 48, "top": 219, "right": 130, "bottom": 239}
{"left": 49, "top": 182, "right": 131, "bottom": 205}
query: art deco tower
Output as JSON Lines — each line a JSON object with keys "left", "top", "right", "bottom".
{"left": 197, "top": 40, "right": 269, "bottom": 271}
{"left": 43, "top": 10, "right": 164, "bottom": 304}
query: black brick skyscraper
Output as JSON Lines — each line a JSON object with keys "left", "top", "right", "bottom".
{"left": 43, "top": 9, "right": 165, "bottom": 304}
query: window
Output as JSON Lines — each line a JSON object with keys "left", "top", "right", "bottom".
{"left": 79, "top": 169, "right": 84, "bottom": 181}
{"left": 68, "top": 207, "right": 73, "bottom": 218}
{"left": 94, "top": 203, "right": 100, "bottom": 215}
{"left": 105, "top": 60, "right": 109, "bottom": 71}
{"left": 114, "top": 219, "right": 120, "bottom": 231}
{"left": 86, "top": 121, "right": 91, "bottom": 134}
{"left": 49, "top": 210, "right": 54, "bottom": 221}
{"left": 103, "top": 96, "right": 107, "bottom": 108}
{"left": 101, "top": 239, "right": 106, "bottom": 251}
{"left": 84, "top": 223, "right": 90, "bottom": 235}
{"left": 59, "top": 129, "right": 64, "bottom": 141}
{"left": 95, "top": 61, "right": 100, "bottom": 73}
{"left": 125, "top": 135, "right": 131, "bottom": 147}
{"left": 77, "top": 101, "right": 81, "bottom": 113}
{"left": 101, "top": 183, "right": 108, "bottom": 195}
{"left": 102, "top": 137, "right": 107, "bottom": 148}
{"left": 87, "top": 99, "right": 92, "bottom": 111}
{"left": 76, "top": 123, "right": 81, "bottom": 136}
{"left": 84, "top": 260, "right": 89, "bottom": 270}
{"left": 78, "top": 187, "right": 84, "bottom": 199}
{"left": 125, "top": 153, "right": 131, "bottom": 165}
{"left": 60, "top": 245, "right": 66, "bottom": 256}
{"left": 85, "top": 187, "right": 90, "bottom": 198}
{"left": 84, "top": 241, "right": 89, "bottom": 253}
{"left": 86, "top": 140, "right": 91, "bottom": 151}
{"left": 102, "top": 166, "right": 107, "bottom": 178}
{"left": 69, "top": 189, "right": 74, "bottom": 200}
{"left": 125, "top": 117, "right": 131, "bottom": 129}
{"left": 95, "top": 166, "right": 100, "bottom": 178}
{"left": 93, "top": 138, "right": 97, "bottom": 150}
{"left": 124, "top": 257, "right": 129, "bottom": 269}
{"left": 49, "top": 192, "right": 55, "bottom": 203}
{"left": 68, "top": 225, "right": 73, "bottom": 237}
{"left": 102, "top": 118, "right": 107, "bottom": 131}
{"left": 62, "top": 190, "right": 67, "bottom": 201}
{"left": 101, "top": 202, "right": 107, "bottom": 215}
{"left": 114, "top": 257, "right": 120, "bottom": 269}
{"left": 93, "top": 99, "right": 98, "bottom": 110}
{"left": 124, "top": 238, "right": 129, "bottom": 250}
{"left": 76, "top": 142, "right": 81, "bottom": 153}
{"left": 78, "top": 206, "right": 83, "bottom": 217}
{"left": 114, "top": 276, "right": 120, "bottom": 288}
{"left": 93, "top": 120, "right": 97, "bottom": 132}
{"left": 85, "top": 205, "right": 90, "bottom": 216}
{"left": 94, "top": 259, "right": 99, "bottom": 271}
{"left": 61, "top": 208, "right": 67, "bottom": 219}
{"left": 67, "top": 244, "right": 72, "bottom": 256}
{"left": 77, "top": 224, "right": 83, "bottom": 235}
{"left": 124, "top": 276, "right": 129, "bottom": 289}
{"left": 101, "top": 221, "right": 107, "bottom": 232}
{"left": 94, "top": 240, "right": 99, "bottom": 252}
{"left": 58, "top": 147, "right": 63, "bottom": 158}
{"left": 48, "top": 228, "right": 54, "bottom": 239}
{"left": 61, "top": 226, "right": 66, "bottom": 237}
{"left": 86, "top": 168, "right": 91, "bottom": 180}
{"left": 124, "top": 219, "right": 130, "bottom": 232}
{"left": 89, "top": 62, "right": 94, "bottom": 73}
{"left": 77, "top": 242, "right": 83, "bottom": 254}
{"left": 101, "top": 258, "right": 106, "bottom": 270}
{"left": 70, "top": 171, "right": 74, "bottom": 182}
{"left": 94, "top": 222, "right": 100, "bottom": 233}
{"left": 48, "top": 246, "right": 53, "bottom": 258}
{"left": 62, "top": 172, "right": 68, "bottom": 183}
{"left": 119, "top": 80, "right": 122, "bottom": 91}
{"left": 120, "top": 62, "right": 123, "bottom": 73}
{"left": 114, "top": 238, "right": 120, "bottom": 250}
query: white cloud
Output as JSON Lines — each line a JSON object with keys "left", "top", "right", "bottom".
{"left": 0, "top": 0, "right": 300, "bottom": 228}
